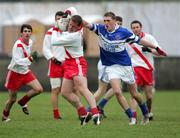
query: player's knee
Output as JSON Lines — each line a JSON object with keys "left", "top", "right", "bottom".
{"left": 61, "top": 92, "right": 69, "bottom": 99}
{"left": 147, "top": 97, "right": 152, "bottom": 101}
{"left": 131, "top": 92, "right": 138, "bottom": 99}
{"left": 61, "top": 90, "right": 68, "bottom": 97}
{"left": 52, "top": 87, "right": 60, "bottom": 94}
{"left": 35, "top": 86, "right": 43, "bottom": 94}
{"left": 113, "top": 89, "right": 122, "bottom": 95}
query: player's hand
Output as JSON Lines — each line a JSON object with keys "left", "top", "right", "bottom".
{"left": 56, "top": 18, "right": 69, "bottom": 31}
{"left": 155, "top": 47, "right": 167, "bottom": 56}
{"left": 30, "top": 51, "right": 39, "bottom": 62}
{"left": 62, "top": 12, "right": 69, "bottom": 18}
{"left": 52, "top": 58, "right": 62, "bottom": 65}
{"left": 142, "top": 47, "right": 152, "bottom": 53}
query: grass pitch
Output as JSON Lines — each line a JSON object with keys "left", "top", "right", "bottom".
{"left": 0, "top": 90, "right": 180, "bottom": 138}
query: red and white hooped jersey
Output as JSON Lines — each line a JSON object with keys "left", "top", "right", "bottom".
{"left": 43, "top": 26, "right": 66, "bottom": 61}
{"left": 51, "top": 27, "right": 84, "bottom": 58}
{"left": 126, "top": 32, "right": 159, "bottom": 70}
{"left": 8, "top": 38, "right": 33, "bottom": 74}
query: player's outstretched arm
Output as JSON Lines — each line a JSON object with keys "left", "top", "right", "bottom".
{"left": 83, "top": 20, "right": 93, "bottom": 29}
{"left": 139, "top": 38, "right": 167, "bottom": 56}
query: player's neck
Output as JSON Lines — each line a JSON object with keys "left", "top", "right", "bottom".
{"left": 20, "top": 37, "right": 29, "bottom": 46}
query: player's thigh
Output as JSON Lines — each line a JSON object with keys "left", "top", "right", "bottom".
{"left": 110, "top": 78, "right": 122, "bottom": 93}
{"left": 73, "top": 76, "right": 88, "bottom": 90}
{"left": 61, "top": 78, "right": 74, "bottom": 94}
{"left": 27, "top": 79, "right": 43, "bottom": 92}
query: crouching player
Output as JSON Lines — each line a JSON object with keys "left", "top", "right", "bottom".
{"left": 2, "top": 24, "right": 43, "bottom": 122}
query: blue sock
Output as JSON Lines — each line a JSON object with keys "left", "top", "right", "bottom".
{"left": 125, "top": 108, "right": 133, "bottom": 118}
{"left": 86, "top": 107, "right": 91, "bottom": 112}
{"left": 139, "top": 102, "right": 148, "bottom": 116}
{"left": 98, "top": 98, "right": 108, "bottom": 109}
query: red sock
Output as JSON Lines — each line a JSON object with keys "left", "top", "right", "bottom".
{"left": 18, "top": 95, "right": 30, "bottom": 106}
{"left": 77, "top": 106, "right": 87, "bottom": 117}
{"left": 53, "top": 109, "right": 60, "bottom": 119}
{"left": 3, "top": 110, "right": 9, "bottom": 117}
{"left": 133, "top": 111, "right": 137, "bottom": 120}
{"left": 91, "top": 107, "right": 99, "bottom": 116}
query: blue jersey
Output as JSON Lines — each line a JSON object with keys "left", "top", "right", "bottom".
{"left": 91, "top": 24, "right": 140, "bottom": 66}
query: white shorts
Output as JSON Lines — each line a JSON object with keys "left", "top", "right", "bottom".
{"left": 105, "top": 64, "right": 135, "bottom": 84}
{"left": 50, "top": 78, "right": 62, "bottom": 89}
{"left": 97, "top": 60, "right": 109, "bottom": 83}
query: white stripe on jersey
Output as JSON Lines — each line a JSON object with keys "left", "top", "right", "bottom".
{"left": 75, "top": 58, "right": 83, "bottom": 76}
{"left": 5, "top": 70, "right": 11, "bottom": 88}
{"left": 99, "top": 34, "right": 126, "bottom": 52}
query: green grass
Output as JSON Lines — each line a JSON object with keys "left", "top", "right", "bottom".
{"left": 0, "top": 90, "right": 180, "bottom": 138}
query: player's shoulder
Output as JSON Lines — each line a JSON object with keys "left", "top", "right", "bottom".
{"left": 14, "top": 39, "right": 23, "bottom": 46}
{"left": 45, "top": 26, "right": 54, "bottom": 36}
{"left": 49, "top": 26, "right": 54, "bottom": 31}
{"left": 144, "top": 33, "right": 157, "bottom": 41}
{"left": 93, "top": 24, "right": 105, "bottom": 29}
{"left": 116, "top": 26, "right": 132, "bottom": 37}
{"left": 117, "top": 26, "right": 130, "bottom": 33}
{"left": 15, "top": 39, "right": 33, "bottom": 47}
{"left": 144, "top": 33, "right": 153, "bottom": 37}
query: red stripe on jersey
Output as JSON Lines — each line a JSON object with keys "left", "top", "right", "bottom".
{"left": 46, "top": 31, "right": 52, "bottom": 35}
{"left": 130, "top": 43, "right": 153, "bottom": 71}
{"left": 140, "top": 32, "right": 145, "bottom": 38}
{"left": 17, "top": 44, "right": 28, "bottom": 57}
{"left": 17, "top": 44, "right": 23, "bottom": 48}
{"left": 19, "top": 38, "right": 29, "bottom": 46}
{"left": 53, "top": 27, "right": 62, "bottom": 32}
{"left": 64, "top": 48, "right": 73, "bottom": 59}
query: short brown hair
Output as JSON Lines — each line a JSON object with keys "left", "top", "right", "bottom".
{"left": 104, "top": 12, "right": 116, "bottom": 20}
{"left": 71, "top": 15, "right": 83, "bottom": 26}
{"left": 20, "top": 24, "right": 32, "bottom": 33}
{"left": 130, "top": 20, "right": 142, "bottom": 28}
{"left": 116, "top": 16, "right": 123, "bottom": 23}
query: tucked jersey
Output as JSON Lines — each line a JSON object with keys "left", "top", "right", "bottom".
{"left": 126, "top": 32, "right": 159, "bottom": 70}
{"left": 43, "top": 26, "right": 65, "bottom": 61}
{"left": 8, "top": 38, "right": 33, "bottom": 74}
{"left": 51, "top": 27, "right": 83, "bottom": 58}
{"left": 90, "top": 24, "right": 140, "bottom": 66}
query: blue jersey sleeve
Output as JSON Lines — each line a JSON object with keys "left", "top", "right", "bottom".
{"left": 123, "top": 28, "right": 140, "bottom": 43}
{"left": 90, "top": 24, "right": 104, "bottom": 35}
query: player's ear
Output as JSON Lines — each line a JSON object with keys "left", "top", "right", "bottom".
{"left": 77, "top": 23, "right": 83, "bottom": 31}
